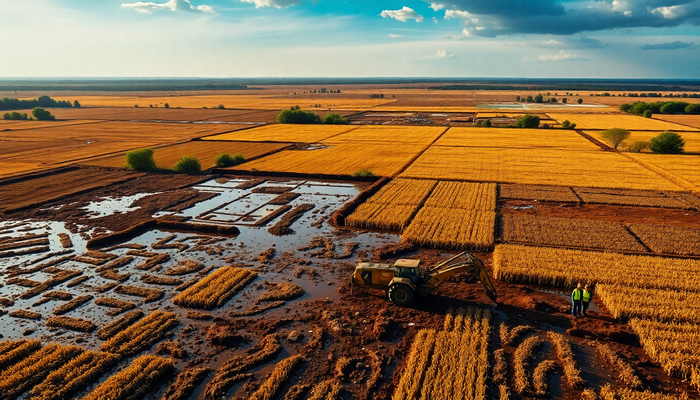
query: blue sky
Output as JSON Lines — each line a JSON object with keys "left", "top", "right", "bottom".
{"left": 0, "top": 0, "right": 698, "bottom": 78}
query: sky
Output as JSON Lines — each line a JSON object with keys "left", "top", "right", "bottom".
{"left": 0, "top": 0, "right": 699, "bottom": 78}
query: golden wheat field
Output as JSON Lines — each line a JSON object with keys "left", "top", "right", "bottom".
{"left": 653, "top": 115, "right": 700, "bottom": 129}
{"left": 403, "top": 208, "right": 496, "bottom": 250}
{"left": 627, "top": 152, "right": 700, "bottom": 192}
{"left": 202, "top": 123, "right": 357, "bottom": 143}
{"left": 548, "top": 113, "right": 699, "bottom": 131}
{"left": 587, "top": 130, "right": 700, "bottom": 154}
{"left": 85, "top": 141, "right": 289, "bottom": 170}
{"left": 325, "top": 125, "right": 447, "bottom": 145}
{"left": 434, "top": 127, "right": 600, "bottom": 150}
{"left": 597, "top": 284, "right": 700, "bottom": 323}
{"left": 400, "top": 146, "right": 683, "bottom": 191}
{"left": 236, "top": 143, "right": 427, "bottom": 177}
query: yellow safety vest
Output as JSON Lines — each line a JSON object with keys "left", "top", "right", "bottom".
{"left": 583, "top": 290, "right": 591, "bottom": 302}
{"left": 572, "top": 289, "right": 581, "bottom": 301}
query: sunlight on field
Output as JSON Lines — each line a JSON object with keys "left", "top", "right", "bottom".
{"left": 325, "top": 125, "right": 447, "bottom": 145}
{"left": 203, "top": 124, "right": 356, "bottom": 143}
{"left": 587, "top": 130, "right": 700, "bottom": 154}
{"left": 435, "top": 127, "right": 600, "bottom": 150}
{"left": 548, "top": 113, "right": 699, "bottom": 131}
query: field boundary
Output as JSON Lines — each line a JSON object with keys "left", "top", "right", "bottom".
{"left": 498, "top": 239, "right": 700, "bottom": 260}
{"left": 391, "top": 126, "right": 451, "bottom": 178}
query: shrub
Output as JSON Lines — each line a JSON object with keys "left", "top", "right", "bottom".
{"left": 686, "top": 104, "right": 700, "bottom": 114}
{"left": 73, "top": 100, "right": 81, "bottom": 108}
{"left": 215, "top": 153, "right": 245, "bottom": 167}
{"left": 601, "top": 128, "right": 631, "bottom": 150}
{"left": 643, "top": 110, "right": 652, "bottom": 118}
{"left": 217, "top": 104, "right": 225, "bottom": 109}
{"left": 561, "top": 120, "right": 577, "bottom": 129}
{"left": 125, "top": 148, "right": 156, "bottom": 171}
{"left": 483, "top": 119, "right": 492, "bottom": 127}
{"left": 174, "top": 156, "right": 201, "bottom": 173}
{"left": 627, "top": 140, "right": 650, "bottom": 153}
{"left": 323, "top": 113, "right": 349, "bottom": 124}
{"left": 577, "top": 98, "right": 583, "bottom": 104}
{"left": 32, "top": 107, "right": 55, "bottom": 121}
{"left": 650, "top": 131, "right": 685, "bottom": 154}
{"left": 164, "top": 103, "right": 169, "bottom": 109}
{"left": 353, "top": 169, "right": 375, "bottom": 178}
{"left": 3, "top": 111, "right": 28, "bottom": 120}
{"left": 514, "top": 114, "right": 540, "bottom": 128}
{"left": 276, "top": 109, "right": 321, "bottom": 124}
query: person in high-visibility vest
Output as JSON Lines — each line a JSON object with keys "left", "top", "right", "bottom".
{"left": 571, "top": 283, "right": 583, "bottom": 317}
{"left": 582, "top": 284, "right": 593, "bottom": 316}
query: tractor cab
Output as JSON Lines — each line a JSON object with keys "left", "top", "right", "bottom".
{"left": 351, "top": 259, "right": 424, "bottom": 290}
{"left": 393, "top": 259, "right": 425, "bottom": 285}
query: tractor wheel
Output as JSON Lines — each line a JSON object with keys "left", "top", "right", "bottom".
{"left": 388, "top": 284, "right": 415, "bottom": 307}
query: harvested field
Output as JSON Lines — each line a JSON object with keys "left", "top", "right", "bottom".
{"left": 629, "top": 224, "right": 700, "bottom": 256}
{"left": 85, "top": 140, "right": 290, "bottom": 170}
{"left": 203, "top": 123, "right": 356, "bottom": 143}
{"left": 173, "top": 266, "right": 257, "bottom": 309}
{"left": 32, "top": 106, "right": 267, "bottom": 121}
{"left": 424, "top": 181, "right": 497, "bottom": 210}
{"left": 434, "top": 126, "right": 600, "bottom": 150}
{"left": 573, "top": 186, "right": 696, "bottom": 209}
{"left": 654, "top": 114, "right": 700, "bottom": 129}
{"left": 500, "top": 183, "right": 580, "bottom": 202}
{"left": 400, "top": 146, "right": 682, "bottom": 191}
{"left": 597, "top": 284, "right": 700, "bottom": 323}
{"left": 234, "top": 143, "right": 427, "bottom": 177}
{"left": 403, "top": 208, "right": 495, "bottom": 250}
{"left": 82, "top": 355, "right": 174, "bottom": 400}
{"left": 548, "top": 113, "right": 698, "bottom": 131}
{"left": 501, "top": 214, "right": 648, "bottom": 252}
{"left": 325, "top": 125, "right": 447, "bottom": 145}
{"left": 95, "top": 310, "right": 144, "bottom": 340}
{"left": 494, "top": 244, "right": 700, "bottom": 292}
{"left": 0, "top": 168, "right": 142, "bottom": 213}
{"left": 627, "top": 153, "right": 700, "bottom": 193}
{"left": 99, "top": 311, "right": 179, "bottom": 356}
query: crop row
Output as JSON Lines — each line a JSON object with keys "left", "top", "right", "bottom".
{"left": 425, "top": 181, "right": 497, "bottom": 211}
{"left": 83, "top": 355, "right": 174, "bottom": 400}
{"left": 493, "top": 244, "right": 700, "bottom": 292}
{"left": 173, "top": 266, "right": 257, "bottom": 310}
{"left": 99, "top": 311, "right": 179, "bottom": 356}
{"left": 597, "top": 284, "right": 700, "bottom": 324}
{"left": 250, "top": 355, "right": 305, "bottom": 400}
{"left": 629, "top": 319, "right": 700, "bottom": 389}
{"left": 403, "top": 208, "right": 496, "bottom": 251}
{"left": 30, "top": 350, "right": 120, "bottom": 400}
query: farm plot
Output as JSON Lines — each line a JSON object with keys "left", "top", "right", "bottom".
{"left": 0, "top": 119, "right": 101, "bottom": 131}
{"left": 325, "top": 125, "right": 447, "bottom": 145}
{"left": 493, "top": 244, "right": 700, "bottom": 292}
{"left": 400, "top": 146, "right": 682, "bottom": 191}
{"left": 547, "top": 113, "right": 698, "bottom": 131}
{"left": 85, "top": 141, "right": 290, "bottom": 170}
{"left": 235, "top": 143, "right": 428, "bottom": 177}
{"left": 346, "top": 179, "right": 437, "bottom": 231}
{"left": 630, "top": 319, "right": 700, "bottom": 389}
{"left": 587, "top": 130, "right": 700, "bottom": 154}
{"left": 627, "top": 153, "right": 700, "bottom": 193}
{"left": 433, "top": 127, "right": 599, "bottom": 150}
{"left": 500, "top": 183, "right": 580, "bottom": 202}
{"left": 0, "top": 168, "right": 142, "bottom": 213}
{"left": 653, "top": 115, "right": 700, "bottom": 129}
{"left": 29, "top": 107, "right": 265, "bottom": 121}
{"left": 202, "top": 123, "right": 356, "bottom": 143}
{"left": 393, "top": 307, "right": 491, "bottom": 400}
{"left": 573, "top": 186, "right": 697, "bottom": 209}
{"left": 500, "top": 214, "right": 648, "bottom": 253}
{"left": 628, "top": 224, "right": 700, "bottom": 256}
{"left": 402, "top": 182, "right": 497, "bottom": 250}
{"left": 173, "top": 266, "right": 257, "bottom": 310}
{"left": 597, "top": 284, "right": 700, "bottom": 323}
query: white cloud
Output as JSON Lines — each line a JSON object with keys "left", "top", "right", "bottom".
{"left": 240, "top": 0, "right": 302, "bottom": 8}
{"left": 121, "top": 0, "right": 214, "bottom": 13}
{"left": 380, "top": 6, "right": 424, "bottom": 22}
{"left": 388, "top": 34, "right": 403, "bottom": 38}
{"left": 430, "top": 3, "right": 445, "bottom": 11}
{"left": 529, "top": 50, "right": 588, "bottom": 62}
{"left": 405, "top": 49, "right": 457, "bottom": 60}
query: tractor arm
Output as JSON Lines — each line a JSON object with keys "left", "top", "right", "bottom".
{"left": 425, "top": 252, "right": 498, "bottom": 303}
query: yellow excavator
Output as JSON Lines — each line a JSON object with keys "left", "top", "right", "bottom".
{"left": 351, "top": 251, "right": 497, "bottom": 307}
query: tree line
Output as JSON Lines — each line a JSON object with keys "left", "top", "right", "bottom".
{"left": 276, "top": 106, "right": 348, "bottom": 125}
{"left": 620, "top": 101, "right": 700, "bottom": 116}
{"left": 0, "top": 95, "right": 79, "bottom": 111}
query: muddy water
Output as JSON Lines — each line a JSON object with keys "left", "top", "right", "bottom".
{"left": 0, "top": 177, "right": 400, "bottom": 399}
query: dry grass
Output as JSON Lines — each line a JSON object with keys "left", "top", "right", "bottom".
{"left": 434, "top": 126, "right": 600, "bottom": 150}
{"left": 94, "top": 297, "right": 138, "bottom": 315}
{"left": 0, "top": 340, "right": 42, "bottom": 371}
{"left": 493, "top": 244, "right": 700, "bottom": 292}
{"left": 46, "top": 316, "right": 98, "bottom": 333}
{"left": 238, "top": 143, "right": 428, "bottom": 177}
{"left": 29, "top": 350, "right": 119, "bottom": 400}
{"left": 96, "top": 310, "right": 144, "bottom": 340}
{"left": 594, "top": 342, "right": 643, "bottom": 389}
{"left": 653, "top": 115, "right": 700, "bottom": 129}
{"left": 9, "top": 309, "right": 42, "bottom": 320}
{"left": 400, "top": 146, "right": 682, "bottom": 191}
{"left": 114, "top": 284, "right": 164, "bottom": 302}
{"left": 500, "top": 323, "right": 536, "bottom": 347}
{"left": 173, "top": 266, "right": 257, "bottom": 310}
{"left": 493, "top": 349, "right": 507, "bottom": 385}
{"left": 326, "top": 125, "right": 447, "bottom": 145}
{"left": 307, "top": 380, "right": 343, "bottom": 400}
{"left": 425, "top": 181, "right": 497, "bottom": 210}
{"left": 250, "top": 355, "right": 305, "bottom": 400}
{"left": 627, "top": 153, "right": 700, "bottom": 193}
{"left": 99, "top": 311, "right": 179, "bottom": 356}
{"left": 501, "top": 214, "right": 648, "bottom": 252}
{"left": 548, "top": 113, "right": 697, "bottom": 131}
{"left": 501, "top": 183, "right": 580, "bottom": 202}
{"left": 513, "top": 336, "right": 544, "bottom": 393}
{"left": 165, "top": 260, "right": 205, "bottom": 275}
{"left": 573, "top": 186, "right": 694, "bottom": 209}
{"left": 86, "top": 140, "right": 289, "bottom": 170}
{"left": 141, "top": 274, "right": 184, "bottom": 286}
{"left": 547, "top": 331, "right": 585, "bottom": 389}
{"left": 156, "top": 341, "right": 188, "bottom": 359}
{"left": 533, "top": 359, "right": 558, "bottom": 396}
{"left": 53, "top": 295, "right": 94, "bottom": 315}
{"left": 82, "top": 355, "right": 174, "bottom": 400}
{"left": 597, "top": 284, "right": 700, "bottom": 323}
{"left": 599, "top": 384, "right": 689, "bottom": 400}
{"left": 403, "top": 208, "right": 496, "bottom": 251}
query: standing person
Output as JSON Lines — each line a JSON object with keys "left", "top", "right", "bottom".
{"left": 571, "top": 283, "right": 583, "bottom": 317}
{"left": 582, "top": 284, "right": 593, "bottom": 316}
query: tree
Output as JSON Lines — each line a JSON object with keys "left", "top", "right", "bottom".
{"left": 32, "top": 107, "right": 55, "bottom": 121}
{"left": 526, "top": 95, "right": 534, "bottom": 103}
{"left": 514, "top": 114, "right": 540, "bottom": 128}
{"left": 601, "top": 128, "right": 631, "bottom": 150}
{"left": 562, "top": 98, "right": 567, "bottom": 104}
{"left": 73, "top": 100, "right": 81, "bottom": 108}
{"left": 215, "top": 153, "right": 245, "bottom": 167}
{"left": 353, "top": 169, "right": 374, "bottom": 177}
{"left": 561, "top": 120, "right": 576, "bottom": 129}
{"left": 483, "top": 119, "right": 492, "bottom": 127}
{"left": 174, "top": 156, "right": 201, "bottom": 173}
{"left": 650, "top": 131, "right": 685, "bottom": 154}
{"left": 276, "top": 109, "right": 321, "bottom": 124}
{"left": 323, "top": 113, "right": 349, "bottom": 125}
{"left": 577, "top": 98, "right": 583, "bottom": 104}
{"left": 516, "top": 95, "right": 521, "bottom": 102}
{"left": 686, "top": 104, "right": 700, "bottom": 115}
{"left": 643, "top": 110, "right": 652, "bottom": 118}
{"left": 164, "top": 103, "right": 170, "bottom": 109}
{"left": 628, "top": 141, "right": 650, "bottom": 153}
{"left": 125, "top": 148, "right": 156, "bottom": 171}
{"left": 217, "top": 104, "right": 226, "bottom": 109}
{"left": 534, "top": 94, "right": 544, "bottom": 103}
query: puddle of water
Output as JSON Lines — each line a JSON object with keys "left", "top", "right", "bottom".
{"left": 538, "top": 288, "right": 602, "bottom": 314}
{"left": 83, "top": 193, "right": 158, "bottom": 218}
